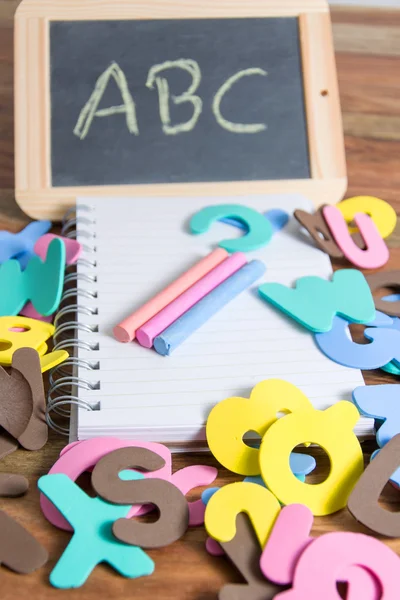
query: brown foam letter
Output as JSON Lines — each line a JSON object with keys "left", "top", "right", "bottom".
{"left": 366, "top": 271, "right": 400, "bottom": 317}
{"left": 0, "top": 429, "right": 18, "bottom": 460}
{"left": 0, "top": 473, "right": 29, "bottom": 497}
{"left": 219, "top": 514, "right": 283, "bottom": 600}
{"left": 0, "top": 510, "right": 48, "bottom": 573}
{"left": 0, "top": 348, "right": 47, "bottom": 450}
{"left": 348, "top": 433, "right": 400, "bottom": 537}
{"left": 11, "top": 348, "right": 48, "bottom": 450}
{"left": 92, "top": 447, "right": 189, "bottom": 548}
{"left": 294, "top": 207, "right": 344, "bottom": 258}
{"left": 0, "top": 360, "right": 32, "bottom": 439}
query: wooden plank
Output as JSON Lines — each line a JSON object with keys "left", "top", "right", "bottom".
{"left": 333, "top": 23, "right": 400, "bottom": 57}
{"left": 337, "top": 53, "right": 400, "bottom": 116}
{"left": 15, "top": 0, "right": 329, "bottom": 20}
{"left": 299, "top": 12, "right": 346, "bottom": 180}
{"left": 331, "top": 6, "right": 400, "bottom": 27}
{"left": 343, "top": 113, "right": 400, "bottom": 141}
{"left": 16, "top": 178, "right": 348, "bottom": 221}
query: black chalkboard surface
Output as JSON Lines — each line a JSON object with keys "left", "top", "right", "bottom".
{"left": 50, "top": 18, "right": 310, "bottom": 187}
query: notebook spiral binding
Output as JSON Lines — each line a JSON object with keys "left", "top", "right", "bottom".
{"left": 46, "top": 206, "right": 99, "bottom": 436}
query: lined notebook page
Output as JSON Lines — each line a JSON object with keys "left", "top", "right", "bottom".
{"left": 74, "top": 194, "right": 372, "bottom": 444}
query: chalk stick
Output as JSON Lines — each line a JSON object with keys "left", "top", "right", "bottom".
{"left": 153, "top": 260, "right": 266, "bottom": 356}
{"left": 113, "top": 248, "right": 229, "bottom": 343}
{"left": 136, "top": 252, "right": 247, "bottom": 348}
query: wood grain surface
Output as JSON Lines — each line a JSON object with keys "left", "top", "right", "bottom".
{"left": 0, "top": 3, "right": 399, "bottom": 599}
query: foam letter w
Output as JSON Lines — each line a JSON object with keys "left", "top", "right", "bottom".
{"left": 0, "top": 238, "right": 65, "bottom": 317}
{"left": 258, "top": 269, "right": 375, "bottom": 333}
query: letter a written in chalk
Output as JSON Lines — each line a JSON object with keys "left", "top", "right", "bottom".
{"left": 74, "top": 62, "right": 139, "bottom": 140}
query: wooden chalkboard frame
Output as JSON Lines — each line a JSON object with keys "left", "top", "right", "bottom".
{"left": 15, "top": 0, "right": 346, "bottom": 220}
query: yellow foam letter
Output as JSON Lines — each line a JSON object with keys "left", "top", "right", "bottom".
{"left": 0, "top": 317, "right": 68, "bottom": 372}
{"left": 205, "top": 482, "right": 280, "bottom": 546}
{"left": 74, "top": 62, "right": 139, "bottom": 140}
{"left": 259, "top": 402, "right": 363, "bottom": 516}
{"left": 212, "top": 68, "right": 268, "bottom": 133}
{"left": 146, "top": 59, "right": 202, "bottom": 135}
{"left": 337, "top": 196, "right": 397, "bottom": 239}
{"left": 0, "top": 317, "right": 54, "bottom": 365}
{"left": 206, "top": 379, "right": 313, "bottom": 476}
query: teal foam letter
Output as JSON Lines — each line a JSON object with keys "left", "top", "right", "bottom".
{"left": 38, "top": 473, "right": 154, "bottom": 588}
{"left": 190, "top": 204, "right": 273, "bottom": 253}
{"left": 0, "top": 238, "right": 65, "bottom": 316}
{"left": 258, "top": 269, "right": 376, "bottom": 333}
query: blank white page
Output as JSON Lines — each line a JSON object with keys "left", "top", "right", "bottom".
{"left": 73, "top": 194, "right": 372, "bottom": 444}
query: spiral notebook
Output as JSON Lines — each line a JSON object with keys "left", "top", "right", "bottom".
{"left": 50, "top": 194, "right": 373, "bottom": 449}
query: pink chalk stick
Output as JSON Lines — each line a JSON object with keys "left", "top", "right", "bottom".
{"left": 114, "top": 248, "right": 229, "bottom": 343}
{"left": 34, "top": 233, "right": 82, "bottom": 265}
{"left": 136, "top": 252, "right": 247, "bottom": 348}
{"left": 322, "top": 206, "right": 389, "bottom": 270}
{"left": 20, "top": 302, "right": 54, "bottom": 323}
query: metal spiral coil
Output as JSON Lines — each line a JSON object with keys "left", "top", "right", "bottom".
{"left": 46, "top": 206, "right": 99, "bottom": 435}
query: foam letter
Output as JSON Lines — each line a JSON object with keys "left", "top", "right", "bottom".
{"left": 0, "top": 316, "right": 54, "bottom": 366}
{"left": 40, "top": 437, "right": 171, "bottom": 530}
{"left": 204, "top": 482, "right": 280, "bottom": 546}
{"left": 206, "top": 379, "right": 313, "bottom": 475}
{"left": 0, "top": 220, "right": 51, "bottom": 265}
{"left": 259, "top": 402, "right": 363, "bottom": 515}
{"left": 91, "top": 447, "right": 189, "bottom": 548}
{"left": 337, "top": 195, "right": 397, "bottom": 239}
{"left": 0, "top": 510, "right": 48, "bottom": 574}
{"left": 353, "top": 384, "right": 400, "bottom": 447}
{"left": 348, "top": 433, "right": 400, "bottom": 537}
{"left": 219, "top": 514, "right": 282, "bottom": 600}
{"left": 190, "top": 204, "right": 273, "bottom": 253}
{"left": 259, "top": 269, "right": 376, "bottom": 333}
{"left": 323, "top": 205, "right": 389, "bottom": 269}
{"left": 294, "top": 207, "right": 344, "bottom": 258}
{"left": 38, "top": 473, "right": 154, "bottom": 588}
{"left": 260, "top": 504, "right": 314, "bottom": 585}
{"left": 0, "top": 238, "right": 65, "bottom": 317}
{"left": 314, "top": 314, "right": 400, "bottom": 369}
{"left": 366, "top": 271, "right": 400, "bottom": 317}
{"left": 275, "top": 531, "right": 399, "bottom": 600}
{"left": 261, "top": 505, "right": 380, "bottom": 599}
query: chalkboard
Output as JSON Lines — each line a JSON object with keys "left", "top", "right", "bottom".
{"left": 49, "top": 18, "right": 310, "bottom": 187}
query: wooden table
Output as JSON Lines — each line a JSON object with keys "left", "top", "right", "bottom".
{"left": 0, "top": 4, "right": 400, "bottom": 598}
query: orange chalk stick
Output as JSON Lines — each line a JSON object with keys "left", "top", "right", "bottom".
{"left": 113, "top": 248, "right": 229, "bottom": 343}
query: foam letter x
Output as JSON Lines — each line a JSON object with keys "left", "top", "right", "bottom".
{"left": 38, "top": 473, "right": 154, "bottom": 588}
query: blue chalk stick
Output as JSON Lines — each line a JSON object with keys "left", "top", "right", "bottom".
{"left": 153, "top": 260, "right": 266, "bottom": 356}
